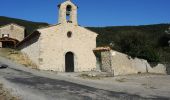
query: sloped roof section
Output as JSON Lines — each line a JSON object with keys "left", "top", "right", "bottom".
{"left": 93, "top": 46, "right": 111, "bottom": 52}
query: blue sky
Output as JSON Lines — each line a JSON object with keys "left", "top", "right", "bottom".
{"left": 0, "top": 0, "right": 170, "bottom": 27}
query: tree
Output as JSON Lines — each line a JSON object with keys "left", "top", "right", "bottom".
{"left": 165, "top": 27, "right": 170, "bottom": 34}
{"left": 159, "top": 27, "right": 170, "bottom": 47}
{"left": 167, "top": 27, "right": 170, "bottom": 46}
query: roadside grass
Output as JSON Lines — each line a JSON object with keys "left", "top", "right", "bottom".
{"left": 79, "top": 74, "right": 102, "bottom": 80}
{"left": 0, "top": 83, "right": 20, "bottom": 100}
{"left": 115, "top": 78, "right": 127, "bottom": 82}
{"left": 0, "top": 48, "right": 37, "bottom": 69}
{"left": 141, "top": 83, "right": 157, "bottom": 89}
{"left": 79, "top": 73, "right": 114, "bottom": 80}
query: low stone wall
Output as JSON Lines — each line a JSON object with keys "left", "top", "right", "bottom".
{"left": 18, "top": 33, "right": 41, "bottom": 67}
{"left": 110, "top": 51, "right": 137, "bottom": 75}
{"left": 101, "top": 50, "right": 167, "bottom": 76}
{"left": 101, "top": 51, "right": 112, "bottom": 73}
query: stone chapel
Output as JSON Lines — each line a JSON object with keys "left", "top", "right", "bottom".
{"left": 17, "top": 0, "right": 98, "bottom": 72}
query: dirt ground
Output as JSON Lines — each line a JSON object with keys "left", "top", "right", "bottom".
{"left": 0, "top": 83, "right": 19, "bottom": 100}
{"left": 0, "top": 49, "right": 170, "bottom": 100}
{"left": 0, "top": 48, "right": 37, "bottom": 69}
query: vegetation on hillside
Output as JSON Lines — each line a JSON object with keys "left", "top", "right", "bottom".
{"left": 87, "top": 24, "right": 170, "bottom": 64}
{"left": 0, "top": 16, "right": 170, "bottom": 64}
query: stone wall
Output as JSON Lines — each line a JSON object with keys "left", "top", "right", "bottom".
{"left": 17, "top": 0, "right": 98, "bottom": 72}
{"left": 58, "top": 1, "right": 78, "bottom": 25}
{"left": 101, "top": 51, "right": 112, "bottom": 73}
{"left": 0, "top": 24, "right": 25, "bottom": 41}
{"left": 17, "top": 23, "right": 97, "bottom": 72}
{"left": 101, "top": 50, "right": 167, "bottom": 76}
{"left": 110, "top": 51, "right": 137, "bottom": 75}
{"left": 37, "top": 23, "right": 97, "bottom": 72}
{"left": 18, "top": 33, "right": 41, "bottom": 66}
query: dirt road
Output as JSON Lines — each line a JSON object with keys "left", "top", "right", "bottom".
{"left": 0, "top": 57, "right": 170, "bottom": 100}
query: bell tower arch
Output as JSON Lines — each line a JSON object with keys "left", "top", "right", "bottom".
{"left": 58, "top": 0, "right": 78, "bottom": 25}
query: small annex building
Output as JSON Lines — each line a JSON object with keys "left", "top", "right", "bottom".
{"left": 17, "top": 0, "right": 98, "bottom": 72}
{"left": 0, "top": 23, "right": 25, "bottom": 48}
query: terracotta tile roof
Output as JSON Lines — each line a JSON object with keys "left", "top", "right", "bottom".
{"left": 93, "top": 46, "right": 111, "bottom": 52}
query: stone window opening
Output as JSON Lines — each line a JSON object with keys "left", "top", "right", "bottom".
{"left": 66, "top": 5, "right": 72, "bottom": 23}
{"left": 67, "top": 31, "right": 72, "bottom": 38}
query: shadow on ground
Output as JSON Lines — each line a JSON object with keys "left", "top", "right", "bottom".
{"left": 5, "top": 74, "right": 169, "bottom": 100}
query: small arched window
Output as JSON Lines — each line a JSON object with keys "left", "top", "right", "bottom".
{"left": 66, "top": 5, "right": 72, "bottom": 22}
{"left": 67, "top": 31, "right": 72, "bottom": 38}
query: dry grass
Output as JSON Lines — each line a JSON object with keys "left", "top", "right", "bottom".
{"left": 115, "top": 78, "right": 127, "bottom": 82}
{"left": 0, "top": 48, "right": 37, "bottom": 69}
{"left": 141, "top": 83, "right": 157, "bottom": 89}
{"left": 79, "top": 72, "right": 114, "bottom": 80}
{"left": 0, "top": 83, "right": 20, "bottom": 100}
{"left": 79, "top": 74, "right": 103, "bottom": 80}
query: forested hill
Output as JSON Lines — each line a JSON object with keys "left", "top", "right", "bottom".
{"left": 0, "top": 16, "right": 170, "bottom": 63}
{"left": 88, "top": 24, "right": 170, "bottom": 63}
{"left": 0, "top": 16, "right": 49, "bottom": 36}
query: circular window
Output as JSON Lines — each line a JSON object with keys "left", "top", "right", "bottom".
{"left": 67, "top": 31, "right": 72, "bottom": 38}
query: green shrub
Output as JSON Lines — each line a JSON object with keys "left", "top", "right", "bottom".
{"left": 88, "top": 24, "right": 170, "bottom": 64}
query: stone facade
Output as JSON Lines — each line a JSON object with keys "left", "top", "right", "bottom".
{"left": 100, "top": 50, "right": 167, "bottom": 76}
{"left": 17, "top": 0, "right": 98, "bottom": 72}
{"left": 0, "top": 23, "right": 25, "bottom": 48}
{"left": 18, "top": 32, "right": 40, "bottom": 65}
{"left": 0, "top": 23, "right": 25, "bottom": 41}
{"left": 101, "top": 51, "right": 112, "bottom": 73}
{"left": 58, "top": 0, "right": 78, "bottom": 25}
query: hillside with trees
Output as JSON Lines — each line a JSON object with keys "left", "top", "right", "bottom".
{"left": 0, "top": 16, "right": 170, "bottom": 65}
{"left": 88, "top": 25, "right": 170, "bottom": 64}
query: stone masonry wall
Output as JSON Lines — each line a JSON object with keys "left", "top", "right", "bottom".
{"left": 110, "top": 50, "right": 137, "bottom": 75}
{"left": 0, "top": 24, "right": 25, "bottom": 41}
{"left": 101, "top": 51, "right": 112, "bottom": 73}
{"left": 18, "top": 0, "right": 97, "bottom": 72}
{"left": 19, "top": 34, "right": 41, "bottom": 67}
{"left": 58, "top": 1, "right": 78, "bottom": 25}
{"left": 101, "top": 50, "right": 167, "bottom": 76}
{"left": 37, "top": 23, "right": 97, "bottom": 72}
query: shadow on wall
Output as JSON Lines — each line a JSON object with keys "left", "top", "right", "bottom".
{"left": 17, "top": 31, "right": 40, "bottom": 50}
{"left": 96, "top": 57, "right": 102, "bottom": 71}
{"left": 166, "top": 63, "right": 170, "bottom": 75}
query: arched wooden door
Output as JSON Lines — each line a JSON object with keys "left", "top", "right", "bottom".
{"left": 65, "top": 52, "right": 74, "bottom": 72}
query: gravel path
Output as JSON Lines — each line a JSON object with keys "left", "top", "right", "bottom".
{"left": 0, "top": 83, "right": 19, "bottom": 100}
{"left": 0, "top": 57, "right": 170, "bottom": 100}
